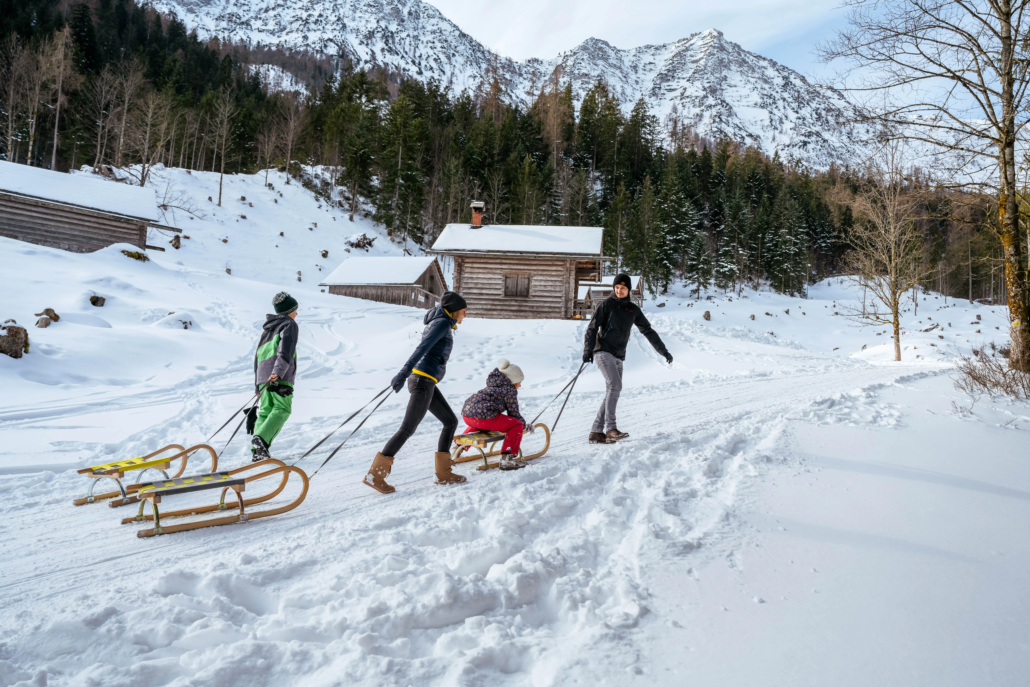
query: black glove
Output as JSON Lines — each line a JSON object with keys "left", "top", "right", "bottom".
{"left": 583, "top": 352, "right": 593, "bottom": 364}
{"left": 391, "top": 371, "right": 407, "bottom": 393}
{"left": 270, "top": 383, "right": 293, "bottom": 397}
{"left": 664, "top": 353, "right": 673, "bottom": 365}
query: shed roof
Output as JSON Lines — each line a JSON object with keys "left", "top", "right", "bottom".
{"left": 319, "top": 256, "right": 440, "bottom": 286}
{"left": 431, "top": 223, "right": 603, "bottom": 256}
{"left": 0, "top": 163, "right": 159, "bottom": 221}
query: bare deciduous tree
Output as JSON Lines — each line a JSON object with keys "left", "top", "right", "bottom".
{"left": 21, "top": 36, "right": 51, "bottom": 166}
{"left": 209, "top": 88, "right": 239, "bottom": 206}
{"left": 113, "top": 60, "right": 145, "bottom": 168}
{"left": 83, "top": 65, "right": 118, "bottom": 168}
{"left": 822, "top": 0, "right": 1030, "bottom": 370}
{"left": 277, "top": 93, "right": 304, "bottom": 185}
{"left": 255, "top": 118, "right": 279, "bottom": 185}
{"left": 125, "top": 92, "right": 173, "bottom": 187}
{"left": 0, "top": 35, "right": 24, "bottom": 162}
{"left": 842, "top": 144, "right": 934, "bottom": 361}
{"left": 46, "top": 27, "right": 79, "bottom": 170}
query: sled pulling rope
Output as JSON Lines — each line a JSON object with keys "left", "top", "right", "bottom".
{"left": 294, "top": 386, "right": 393, "bottom": 478}
{"left": 74, "top": 444, "right": 218, "bottom": 507}
{"left": 450, "top": 362, "right": 585, "bottom": 470}
{"left": 121, "top": 458, "right": 309, "bottom": 538}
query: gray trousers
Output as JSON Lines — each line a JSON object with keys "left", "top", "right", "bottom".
{"left": 591, "top": 351, "right": 624, "bottom": 433}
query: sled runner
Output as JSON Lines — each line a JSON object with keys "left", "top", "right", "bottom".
{"left": 121, "top": 458, "right": 308, "bottom": 538}
{"left": 74, "top": 444, "right": 218, "bottom": 507}
{"left": 451, "top": 423, "right": 551, "bottom": 470}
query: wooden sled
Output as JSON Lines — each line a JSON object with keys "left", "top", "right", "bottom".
{"left": 121, "top": 458, "right": 308, "bottom": 538}
{"left": 451, "top": 423, "right": 551, "bottom": 470}
{"left": 74, "top": 444, "right": 218, "bottom": 507}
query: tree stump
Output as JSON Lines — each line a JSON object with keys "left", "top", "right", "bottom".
{"left": 171, "top": 235, "right": 181, "bottom": 249}
{"left": 0, "top": 321, "right": 29, "bottom": 358}
{"left": 35, "top": 316, "right": 51, "bottom": 328}
{"left": 90, "top": 295, "right": 106, "bottom": 307}
{"left": 703, "top": 311, "right": 711, "bottom": 321}
{"left": 34, "top": 308, "right": 59, "bottom": 322}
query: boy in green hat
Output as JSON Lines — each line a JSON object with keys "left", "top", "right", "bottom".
{"left": 252, "top": 291, "right": 299, "bottom": 461}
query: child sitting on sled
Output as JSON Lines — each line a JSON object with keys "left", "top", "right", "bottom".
{"left": 461, "top": 359, "right": 533, "bottom": 471}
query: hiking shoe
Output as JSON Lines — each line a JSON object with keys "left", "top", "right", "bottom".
{"left": 251, "top": 435, "right": 271, "bottom": 462}
{"left": 498, "top": 453, "right": 525, "bottom": 470}
{"left": 605, "top": 429, "right": 629, "bottom": 442}
{"left": 589, "top": 432, "right": 608, "bottom": 444}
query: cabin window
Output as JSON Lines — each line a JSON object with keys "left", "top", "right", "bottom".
{"left": 504, "top": 272, "right": 531, "bottom": 298}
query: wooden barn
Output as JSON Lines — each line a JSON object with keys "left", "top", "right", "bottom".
{"left": 319, "top": 256, "right": 448, "bottom": 310}
{"left": 429, "top": 203, "right": 604, "bottom": 319}
{"left": 0, "top": 162, "right": 176, "bottom": 252}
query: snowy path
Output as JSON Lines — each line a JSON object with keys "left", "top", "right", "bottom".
{"left": 0, "top": 360, "right": 933, "bottom": 686}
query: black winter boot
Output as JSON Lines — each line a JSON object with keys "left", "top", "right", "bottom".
{"left": 251, "top": 435, "right": 271, "bottom": 462}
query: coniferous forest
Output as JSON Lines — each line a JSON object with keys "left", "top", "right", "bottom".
{"left": 0, "top": 0, "right": 1010, "bottom": 301}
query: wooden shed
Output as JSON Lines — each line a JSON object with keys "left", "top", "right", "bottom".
{"left": 578, "top": 276, "right": 645, "bottom": 316}
{"left": 319, "top": 256, "right": 448, "bottom": 310}
{"left": 429, "top": 214, "right": 604, "bottom": 320}
{"left": 0, "top": 162, "right": 177, "bottom": 252}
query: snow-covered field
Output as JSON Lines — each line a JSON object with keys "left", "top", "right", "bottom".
{"left": 0, "top": 169, "right": 1027, "bottom": 686}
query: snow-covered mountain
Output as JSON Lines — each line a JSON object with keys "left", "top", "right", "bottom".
{"left": 153, "top": 0, "right": 870, "bottom": 167}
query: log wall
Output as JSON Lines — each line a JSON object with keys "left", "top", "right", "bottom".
{"left": 327, "top": 284, "right": 441, "bottom": 309}
{"left": 0, "top": 193, "right": 147, "bottom": 252}
{"left": 452, "top": 255, "right": 580, "bottom": 319}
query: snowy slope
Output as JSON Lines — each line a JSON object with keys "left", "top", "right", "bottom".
{"left": 150, "top": 0, "right": 871, "bottom": 168}
{"left": 0, "top": 172, "right": 1027, "bottom": 685}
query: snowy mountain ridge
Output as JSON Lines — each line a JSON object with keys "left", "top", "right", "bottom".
{"left": 151, "top": 0, "right": 872, "bottom": 168}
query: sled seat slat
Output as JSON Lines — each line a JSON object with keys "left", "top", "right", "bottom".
{"left": 79, "top": 455, "right": 175, "bottom": 476}
{"left": 136, "top": 472, "right": 244, "bottom": 497}
{"left": 454, "top": 430, "right": 507, "bottom": 448}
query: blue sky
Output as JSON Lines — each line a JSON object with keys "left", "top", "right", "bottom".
{"left": 425, "top": 0, "right": 849, "bottom": 79}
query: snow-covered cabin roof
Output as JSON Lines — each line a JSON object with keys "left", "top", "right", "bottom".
{"left": 431, "top": 223, "right": 603, "bottom": 256}
{"left": 0, "top": 162, "right": 159, "bottom": 221}
{"left": 319, "top": 256, "right": 442, "bottom": 286}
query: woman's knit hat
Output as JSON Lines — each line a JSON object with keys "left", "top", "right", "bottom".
{"left": 497, "top": 358, "right": 524, "bottom": 385}
{"left": 273, "top": 291, "right": 299, "bottom": 315}
{"left": 441, "top": 291, "right": 467, "bottom": 313}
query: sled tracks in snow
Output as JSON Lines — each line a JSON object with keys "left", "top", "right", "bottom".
{"left": 121, "top": 458, "right": 309, "bottom": 538}
{"left": 451, "top": 423, "right": 551, "bottom": 470}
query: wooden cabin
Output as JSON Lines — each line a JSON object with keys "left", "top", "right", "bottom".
{"left": 577, "top": 276, "right": 645, "bottom": 316}
{"left": 429, "top": 203, "right": 604, "bottom": 319}
{"left": 319, "top": 256, "right": 448, "bottom": 310}
{"left": 0, "top": 162, "right": 177, "bottom": 252}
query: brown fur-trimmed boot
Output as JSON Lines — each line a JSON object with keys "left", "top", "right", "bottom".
{"left": 434, "top": 451, "right": 467, "bottom": 485}
{"left": 363, "top": 452, "right": 396, "bottom": 494}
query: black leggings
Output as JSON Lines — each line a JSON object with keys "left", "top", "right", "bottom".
{"left": 382, "top": 374, "right": 458, "bottom": 456}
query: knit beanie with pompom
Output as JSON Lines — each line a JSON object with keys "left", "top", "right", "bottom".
{"left": 496, "top": 358, "right": 524, "bottom": 385}
{"left": 273, "top": 291, "right": 298, "bottom": 315}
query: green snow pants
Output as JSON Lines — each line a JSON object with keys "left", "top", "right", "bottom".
{"left": 254, "top": 387, "right": 293, "bottom": 447}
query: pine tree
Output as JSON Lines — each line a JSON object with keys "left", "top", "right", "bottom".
{"left": 714, "top": 241, "right": 739, "bottom": 292}
{"left": 684, "top": 233, "right": 713, "bottom": 299}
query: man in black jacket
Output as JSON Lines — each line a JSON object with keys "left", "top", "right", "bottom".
{"left": 583, "top": 274, "right": 672, "bottom": 443}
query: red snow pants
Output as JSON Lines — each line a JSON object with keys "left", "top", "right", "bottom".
{"left": 462, "top": 414, "right": 524, "bottom": 455}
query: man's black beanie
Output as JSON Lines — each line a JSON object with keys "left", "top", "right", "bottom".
{"left": 441, "top": 291, "right": 467, "bottom": 313}
{"left": 613, "top": 273, "right": 632, "bottom": 290}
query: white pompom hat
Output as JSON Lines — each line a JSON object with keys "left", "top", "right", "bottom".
{"left": 497, "top": 358, "right": 524, "bottom": 385}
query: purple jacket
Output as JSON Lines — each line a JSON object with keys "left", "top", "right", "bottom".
{"left": 462, "top": 369, "right": 529, "bottom": 428}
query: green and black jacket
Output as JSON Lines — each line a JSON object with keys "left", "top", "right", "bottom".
{"left": 255, "top": 314, "right": 298, "bottom": 392}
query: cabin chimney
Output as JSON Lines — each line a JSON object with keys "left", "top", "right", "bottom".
{"left": 470, "top": 201, "right": 485, "bottom": 228}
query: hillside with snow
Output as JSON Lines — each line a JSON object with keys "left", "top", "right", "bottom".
{"left": 0, "top": 169, "right": 1027, "bottom": 686}
{"left": 149, "top": 0, "right": 872, "bottom": 168}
